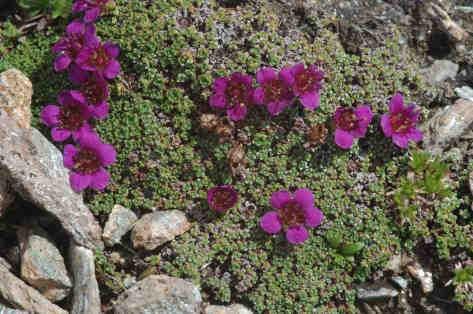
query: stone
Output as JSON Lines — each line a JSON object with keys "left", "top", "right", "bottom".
{"left": 113, "top": 275, "right": 202, "bottom": 314}
{"left": 0, "top": 304, "right": 29, "bottom": 314}
{"left": 18, "top": 227, "right": 72, "bottom": 302}
{"left": 356, "top": 282, "right": 399, "bottom": 301}
{"left": 406, "top": 263, "right": 434, "bottom": 294}
{"left": 69, "top": 243, "right": 101, "bottom": 314}
{"left": 385, "top": 254, "right": 402, "bottom": 273}
{"left": 0, "top": 262, "right": 67, "bottom": 314}
{"left": 0, "top": 256, "right": 12, "bottom": 271}
{"left": 422, "top": 60, "right": 459, "bottom": 84}
{"left": 0, "top": 69, "right": 32, "bottom": 129}
{"left": 426, "top": 3, "right": 469, "bottom": 42}
{"left": 390, "top": 276, "right": 409, "bottom": 290}
{"left": 469, "top": 171, "right": 473, "bottom": 196}
{"left": 422, "top": 99, "right": 473, "bottom": 154}
{"left": 131, "top": 210, "right": 191, "bottom": 251}
{"left": 0, "top": 177, "right": 14, "bottom": 217}
{"left": 205, "top": 304, "right": 253, "bottom": 314}
{"left": 0, "top": 110, "right": 103, "bottom": 249}
{"left": 103, "top": 205, "right": 138, "bottom": 247}
{"left": 455, "top": 86, "right": 473, "bottom": 102}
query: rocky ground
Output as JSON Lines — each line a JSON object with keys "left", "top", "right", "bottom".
{"left": 0, "top": 0, "right": 472, "bottom": 313}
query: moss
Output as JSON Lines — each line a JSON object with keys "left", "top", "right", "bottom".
{"left": 0, "top": 0, "right": 469, "bottom": 312}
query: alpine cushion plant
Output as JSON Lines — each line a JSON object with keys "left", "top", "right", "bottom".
{"left": 40, "top": 91, "right": 94, "bottom": 142}
{"left": 260, "top": 189, "right": 324, "bottom": 244}
{"left": 52, "top": 19, "right": 99, "bottom": 72}
{"left": 63, "top": 132, "right": 116, "bottom": 192}
{"left": 72, "top": 0, "right": 112, "bottom": 23}
{"left": 207, "top": 185, "right": 239, "bottom": 213}
{"left": 333, "top": 105, "right": 373, "bottom": 149}
{"left": 380, "top": 92, "right": 423, "bottom": 149}
{"left": 287, "top": 63, "right": 324, "bottom": 110}
{"left": 76, "top": 41, "right": 121, "bottom": 80}
{"left": 253, "top": 67, "right": 294, "bottom": 116}
{"left": 209, "top": 72, "right": 254, "bottom": 121}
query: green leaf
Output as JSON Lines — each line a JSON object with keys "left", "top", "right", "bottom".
{"left": 410, "top": 151, "right": 429, "bottom": 172}
{"left": 339, "top": 242, "right": 364, "bottom": 256}
{"left": 325, "top": 230, "right": 342, "bottom": 249}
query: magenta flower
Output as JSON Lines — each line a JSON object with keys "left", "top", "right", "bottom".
{"left": 209, "top": 72, "right": 254, "bottom": 121}
{"left": 63, "top": 132, "right": 116, "bottom": 192}
{"left": 69, "top": 67, "right": 110, "bottom": 119}
{"left": 333, "top": 105, "right": 373, "bottom": 149}
{"left": 260, "top": 189, "right": 324, "bottom": 244}
{"left": 287, "top": 63, "right": 324, "bottom": 110}
{"left": 52, "top": 19, "right": 99, "bottom": 72}
{"left": 72, "top": 0, "right": 111, "bottom": 23}
{"left": 76, "top": 41, "right": 121, "bottom": 80}
{"left": 380, "top": 92, "right": 423, "bottom": 149}
{"left": 40, "top": 91, "right": 94, "bottom": 142}
{"left": 207, "top": 185, "right": 238, "bottom": 213}
{"left": 253, "top": 67, "right": 294, "bottom": 116}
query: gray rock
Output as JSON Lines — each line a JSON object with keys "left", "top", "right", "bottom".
{"left": 390, "top": 276, "right": 409, "bottom": 290}
{"left": 69, "top": 243, "right": 101, "bottom": 314}
{"left": 422, "top": 99, "right": 473, "bottom": 154}
{"left": 113, "top": 275, "right": 201, "bottom": 314}
{"left": 455, "top": 86, "right": 473, "bottom": 102}
{"left": 469, "top": 171, "right": 473, "bottom": 196}
{"left": 0, "top": 110, "right": 103, "bottom": 249}
{"left": 18, "top": 227, "right": 72, "bottom": 302}
{"left": 406, "top": 263, "right": 434, "bottom": 294}
{"left": 0, "top": 262, "right": 67, "bottom": 314}
{"left": 0, "top": 256, "right": 12, "bottom": 271}
{"left": 356, "top": 282, "right": 399, "bottom": 301}
{"left": 205, "top": 304, "right": 253, "bottom": 314}
{"left": 0, "top": 68, "right": 32, "bottom": 129}
{"left": 422, "top": 60, "right": 459, "bottom": 84}
{"left": 0, "top": 177, "right": 14, "bottom": 217}
{"left": 131, "top": 210, "right": 191, "bottom": 251}
{"left": 103, "top": 205, "right": 138, "bottom": 247}
{"left": 0, "top": 304, "right": 29, "bottom": 314}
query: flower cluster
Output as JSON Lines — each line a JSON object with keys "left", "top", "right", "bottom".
{"left": 41, "top": 0, "right": 118, "bottom": 192}
{"left": 210, "top": 63, "right": 324, "bottom": 121}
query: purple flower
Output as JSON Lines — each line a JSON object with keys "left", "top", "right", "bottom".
{"left": 286, "top": 63, "right": 324, "bottom": 110}
{"left": 380, "top": 92, "right": 423, "bottom": 149}
{"left": 63, "top": 132, "right": 116, "bottom": 192}
{"left": 40, "top": 91, "right": 94, "bottom": 142}
{"left": 207, "top": 185, "right": 238, "bottom": 213}
{"left": 333, "top": 105, "right": 373, "bottom": 149}
{"left": 253, "top": 67, "right": 294, "bottom": 116}
{"left": 260, "top": 189, "right": 324, "bottom": 244}
{"left": 52, "top": 19, "right": 99, "bottom": 72}
{"left": 209, "top": 72, "right": 254, "bottom": 121}
{"left": 72, "top": 0, "right": 111, "bottom": 23}
{"left": 76, "top": 41, "right": 121, "bottom": 80}
{"left": 69, "top": 67, "right": 110, "bottom": 119}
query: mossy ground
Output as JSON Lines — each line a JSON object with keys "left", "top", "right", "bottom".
{"left": 1, "top": 1, "right": 471, "bottom": 313}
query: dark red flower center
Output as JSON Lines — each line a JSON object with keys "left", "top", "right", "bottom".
{"left": 67, "top": 35, "right": 85, "bottom": 58}
{"left": 211, "top": 189, "right": 236, "bottom": 211}
{"left": 59, "top": 105, "right": 86, "bottom": 131}
{"left": 336, "top": 108, "right": 358, "bottom": 131}
{"left": 278, "top": 200, "right": 305, "bottom": 227}
{"left": 390, "top": 112, "right": 414, "bottom": 134}
{"left": 81, "top": 78, "right": 106, "bottom": 105}
{"left": 73, "top": 148, "right": 101, "bottom": 174}
{"left": 263, "top": 79, "right": 287, "bottom": 102}
{"left": 294, "top": 69, "right": 319, "bottom": 94}
{"left": 225, "top": 81, "right": 249, "bottom": 108}
{"left": 90, "top": 46, "right": 109, "bottom": 69}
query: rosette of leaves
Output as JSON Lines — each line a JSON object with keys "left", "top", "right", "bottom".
{"left": 18, "top": 0, "right": 71, "bottom": 19}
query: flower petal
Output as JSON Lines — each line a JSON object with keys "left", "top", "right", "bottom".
{"left": 380, "top": 114, "right": 393, "bottom": 137}
{"left": 260, "top": 211, "right": 282, "bottom": 234}
{"left": 270, "top": 190, "right": 291, "bottom": 209}
{"left": 305, "top": 207, "right": 324, "bottom": 228}
{"left": 40, "top": 105, "right": 60, "bottom": 126}
{"left": 84, "top": 7, "right": 101, "bottom": 23}
{"left": 68, "top": 64, "right": 89, "bottom": 84}
{"left": 104, "top": 60, "right": 121, "bottom": 80}
{"left": 392, "top": 134, "right": 409, "bottom": 149}
{"left": 66, "top": 20, "right": 85, "bottom": 34}
{"left": 104, "top": 42, "right": 120, "bottom": 58}
{"left": 253, "top": 87, "right": 265, "bottom": 105}
{"left": 51, "top": 128, "right": 71, "bottom": 142}
{"left": 267, "top": 101, "right": 288, "bottom": 116}
{"left": 209, "top": 94, "right": 227, "bottom": 109}
{"left": 69, "top": 172, "right": 91, "bottom": 192}
{"left": 54, "top": 54, "right": 71, "bottom": 72}
{"left": 285, "top": 226, "right": 309, "bottom": 244}
{"left": 97, "top": 143, "right": 117, "bottom": 166}
{"left": 63, "top": 144, "right": 78, "bottom": 169}
{"left": 334, "top": 129, "right": 354, "bottom": 149}
{"left": 389, "top": 92, "right": 404, "bottom": 113}
{"left": 279, "top": 67, "right": 294, "bottom": 86}
{"left": 92, "top": 102, "right": 110, "bottom": 119}
{"left": 90, "top": 168, "right": 110, "bottom": 191}
{"left": 409, "top": 128, "right": 423, "bottom": 142}
{"left": 299, "top": 91, "right": 320, "bottom": 110}
{"left": 256, "top": 67, "right": 277, "bottom": 84}
{"left": 294, "top": 188, "right": 314, "bottom": 210}
{"left": 227, "top": 105, "right": 247, "bottom": 121}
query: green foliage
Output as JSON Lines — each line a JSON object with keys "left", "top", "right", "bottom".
{"left": 94, "top": 249, "right": 125, "bottom": 294}
{"left": 326, "top": 230, "right": 365, "bottom": 257}
{"left": 453, "top": 266, "right": 473, "bottom": 311}
{"left": 18, "top": 0, "right": 72, "bottom": 19}
{"left": 454, "top": 265, "right": 473, "bottom": 284}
